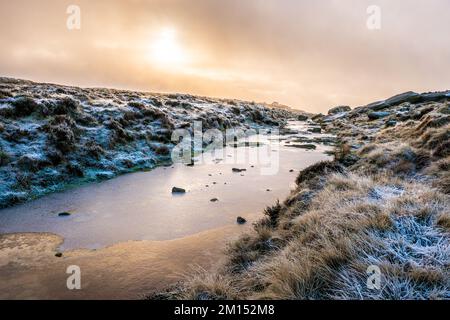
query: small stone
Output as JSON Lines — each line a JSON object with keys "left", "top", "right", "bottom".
{"left": 58, "top": 212, "right": 71, "bottom": 217}
{"left": 286, "top": 144, "right": 317, "bottom": 150}
{"left": 232, "top": 168, "right": 246, "bottom": 173}
{"left": 237, "top": 216, "right": 247, "bottom": 224}
{"left": 210, "top": 198, "right": 219, "bottom": 202}
{"left": 172, "top": 187, "right": 186, "bottom": 194}
{"left": 385, "top": 120, "right": 397, "bottom": 127}
{"left": 55, "top": 252, "right": 63, "bottom": 258}
{"left": 308, "top": 127, "right": 322, "bottom": 133}
{"left": 266, "top": 189, "right": 271, "bottom": 192}
{"left": 289, "top": 169, "right": 294, "bottom": 172}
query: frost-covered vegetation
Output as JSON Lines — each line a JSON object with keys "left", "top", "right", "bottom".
{"left": 0, "top": 77, "right": 295, "bottom": 208}
{"left": 152, "top": 91, "right": 450, "bottom": 300}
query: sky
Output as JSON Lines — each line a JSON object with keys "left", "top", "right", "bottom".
{"left": 0, "top": 0, "right": 449, "bottom": 113}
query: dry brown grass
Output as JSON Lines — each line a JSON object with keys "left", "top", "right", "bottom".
{"left": 425, "top": 156, "right": 450, "bottom": 194}
{"left": 169, "top": 172, "right": 449, "bottom": 300}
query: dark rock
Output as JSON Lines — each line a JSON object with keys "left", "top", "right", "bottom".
{"left": 365, "top": 92, "right": 422, "bottom": 111}
{"left": 368, "top": 111, "right": 390, "bottom": 120}
{"left": 210, "top": 198, "right": 219, "bottom": 202}
{"left": 308, "top": 127, "right": 321, "bottom": 133}
{"left": 55, "top": 252, "right": 63, "bottom": 258}
{"left": 286, "top": 144, "right": 317, "bottom": 150}
{"left": 232, "top": 168, "right": 246, "bottom": 173}
{"left": 237, "top": 216, "right": 247, "bottom": 224}
{"left": 385, "top": 120, "right": 397, "bottom": 127}
{"left": 171, "top": 187, "right": 186, "bottom": 194}
{"left": 421, "top": 92, "right": 448, "bottom": 102}
{"left": 328, "top": 106, "right": 351, "bottom": 115}
{"left": 58, "top": 212, "right": 71, "bottom": 217}
{"left": 365, "top": 100, "right": 390, "bottom": 111}
{"left": 297, "top": 114, "right": 309, "bottom": 121}
{"left": 385, "top": 91, "right": 421, "bottom": 106}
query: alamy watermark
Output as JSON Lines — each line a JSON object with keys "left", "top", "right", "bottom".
{"left": 171, "top": 122, "right": 280, "bottom": 175}
{"left": 366, "top": 5, "right": 381, "bottom": 30}
{"left": 367, "top": 265, "right": 381, "bottom": 290}
{"left": 66, "top": 5, "right": 81, "bottom": 30}
{"left": 66, "top": 265, "right": 81, "bottom": 290}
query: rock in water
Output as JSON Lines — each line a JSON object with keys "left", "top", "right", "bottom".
{"left": 237, "top": 216, "right": 247, "bottom": 224}
{"left": 172, "top": 187, "right": 186, "bottom": 194}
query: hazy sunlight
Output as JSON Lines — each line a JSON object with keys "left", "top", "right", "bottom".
{"left": 149, "top": 27, "right": 188, "bottom": 68}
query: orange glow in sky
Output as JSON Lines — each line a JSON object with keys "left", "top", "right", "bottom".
{"left": 0, "top": 0, "right": 450, "bottom": 112}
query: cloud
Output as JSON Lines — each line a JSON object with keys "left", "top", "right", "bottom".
{"left": 0, "top": 0, "right": 449, "bottom": 112}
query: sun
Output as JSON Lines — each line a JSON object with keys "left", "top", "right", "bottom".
{"left": 149, "top": 27, "right": 187, "bottom": 67}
